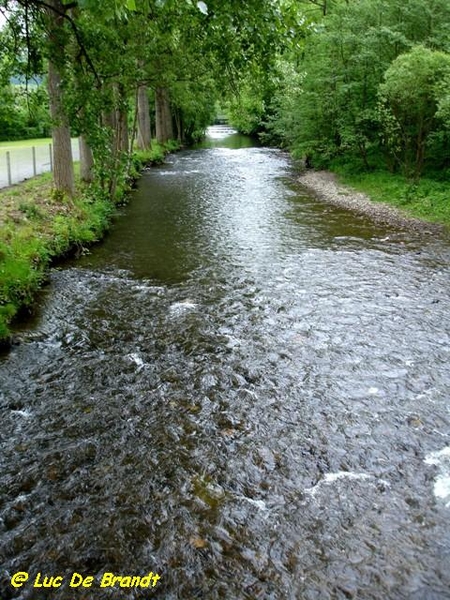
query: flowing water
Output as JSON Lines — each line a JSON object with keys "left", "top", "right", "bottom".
{"left": 1, "top": 126, "right": 450, "bottom": 599}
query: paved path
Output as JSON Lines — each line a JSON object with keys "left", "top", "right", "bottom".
{"left": 0, "top": 139, "right": 80, "bottom": 188}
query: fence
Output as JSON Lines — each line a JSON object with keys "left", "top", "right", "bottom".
{"left": 0, "top": 139, "right": 80, "bottom": 189}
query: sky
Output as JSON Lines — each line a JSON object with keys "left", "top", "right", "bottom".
{"left": 0, "top": 8, "right": 8, "bottom": 30}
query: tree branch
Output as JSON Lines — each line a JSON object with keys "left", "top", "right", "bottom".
{"left": 16, "top": 0, "right": 102, "bottom": 85}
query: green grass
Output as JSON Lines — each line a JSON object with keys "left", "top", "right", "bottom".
{"left": 330, "top": 162, "right": 450, "bottom": 228}
{"left": 0, "top": 138, "right": 181, "bottom": 344}
{"left": 0, "top": 137, "right": 53, "bottom": 149}
{"left": 132, "top": 139, "right": 182, "bottom": 170}
{"left": 0, "top": 137, "right": 80, "bottom": 150}
{"left": 0, "top": 174, "right": 114, "bottom": 343}
{"left": 0, "top": 138, "right": 71, "bottom": 150}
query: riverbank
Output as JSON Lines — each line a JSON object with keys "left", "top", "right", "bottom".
{"left": 0, "top": 142, "right": 180, "bottom": 344}
{"left": 298, "top": 169, "right": 449, "bottom": 234}
{"left": 0, "top": 173, "right": 114, "bottom": 343}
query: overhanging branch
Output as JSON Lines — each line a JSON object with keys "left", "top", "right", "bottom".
{"left": 15, "top": 0, "right": 102, "bottom": 85}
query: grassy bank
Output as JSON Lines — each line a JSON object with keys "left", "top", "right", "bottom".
{"left": 132, "top": 138, "right": 180, "bottom": 168}
{"left": 0, "top": 173, "right": 114, "bottom": 341}
{"left": 0, "top": 140, "right": 180, "bottom": 343}
{"left": 330, "top": 163, "right": 450, "bottom": 228}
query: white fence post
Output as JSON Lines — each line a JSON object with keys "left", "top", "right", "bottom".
{"left": 0, "top": 139, "right": 80, "bottom": 189}
{"left": 6, "top": 151, "right": 12, "bottom": 186}
{"left": 32, "top": 146, "right": 37, "bottom": 176}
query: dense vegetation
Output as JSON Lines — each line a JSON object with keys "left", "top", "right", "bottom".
{"left": 0, "top": 81, "right": 51, "bottom": 140}
{"left": 234, "top": 0, "right": 450, "bottom": 184}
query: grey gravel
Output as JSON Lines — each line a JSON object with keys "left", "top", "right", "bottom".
{"left": 298, "top": 170, "right": 446, "bottom": 234}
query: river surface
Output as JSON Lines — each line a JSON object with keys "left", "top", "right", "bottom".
{"left": 1, "top": 126, "right": 450, "bottom": 599}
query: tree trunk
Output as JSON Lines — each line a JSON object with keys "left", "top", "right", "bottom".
{"left": 113, "top": 83, "right": 129, "bottom": 155}
{"left": 46, "top": 0, "right": 74, "bottom": 197}
{"left": 48, "top": 59, "right": 74, "bottom": 196}
{"left": 155, "top": 86, "right": 173, "bottom": 143}
{"left": 137, "top": 84, "right": 152, "bottom": 150}
{"left": 116, "top": 106, "right": 129, "bottom": 154}
{"left": 102, "top": 83, "right": 129, "bottom": 200}
{"left": 174, "top": 108, "right": 182, "bottom": 143}
{"left": 79, "top": 135, "right": 94, "bottom": 183}
{"left": 413, "top": 118, "right": 427, "bottom": 181}
{"left": 358, "top": 139, "right": 370, "bottom": 170}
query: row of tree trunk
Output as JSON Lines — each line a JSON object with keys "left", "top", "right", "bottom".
{"left": 48, "top": 79, "right": 175, "bottom": 195}
{"left": 45, "top": 0, "right": 176, "bottom": 197}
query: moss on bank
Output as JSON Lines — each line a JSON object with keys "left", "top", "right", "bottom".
{"left": 0, "top": 140, "right": 180, "bottom": 343}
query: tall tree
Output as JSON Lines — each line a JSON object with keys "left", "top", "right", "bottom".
{"left": 155, "top": 86, "right": 173, "bottom": 143}
{"left": 379, "top": 46, "right": 450, "bottom": 179}
{"left": 136, "top": 83, "right": 152, "bottom": 150}
{"left": 45, "top": 0, "right": 75, "bottom": 196}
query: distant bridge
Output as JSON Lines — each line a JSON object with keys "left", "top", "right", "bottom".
{"left": 214, "top": 116, "right": 229, "bottom": 125}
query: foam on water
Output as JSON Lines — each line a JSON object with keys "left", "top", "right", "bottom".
{"left": 11, "top": 409, "right": 32, "bottom": 418}
{"left": 305, "top": 471, "right": 385, "bottom": 497}
{"left": 125, "top": 352, "right": 145, "bottom": 370}
{"left": 425, "top": 446, "right": 450, "bottom": 507}
{"left": 169, "top": 300, "right": 198, "bottom": 313}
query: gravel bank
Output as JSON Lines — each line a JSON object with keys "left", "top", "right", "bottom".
{"left": 298, "top": 170, "right": 445, "bottom": 234}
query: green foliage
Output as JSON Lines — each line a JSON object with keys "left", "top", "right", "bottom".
{"left": 132, "top": 139, "right": 180, "bottom": 171}
{"left": 0, "top": 0, "right": 294, "bottom": 179}
{"left": 18, "top": 202, "right": 44, "bottom": 220}
{"left": 0, "top": 233, "right": 49, "bottom": 324}
{"left": 0, "top": 304, "right": 16, "bottom": 340}
{"left": 162, "top": 139, "right": 182, "bottom": 153}
{"left": 172, "top": 78, "right": 217, "bottom": 143}
{"left": 379, "top": 46, "right": 450, "bottom": 179}
{"left": 260, "top": 0, "right": 450, "bottom": 186}
{"left": 0, "top": 21, "right": 50, "bottom": 141}
{"left": 0, "top": 83, "right": 51, "bottom": 141}
{"left": 227, "top": 87, "right": 267, "bottom": 136}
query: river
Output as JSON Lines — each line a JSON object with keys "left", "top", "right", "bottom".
{"left": 1, "top": 126, "right": 450, "bottom": 599}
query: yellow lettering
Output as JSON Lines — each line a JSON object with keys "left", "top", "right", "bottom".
{"left": 99, "top": 571, "right": 161, "bottom": 589}
{"left": 100, "top": 572, "right": 115, "bottom": 587}
{"left": 33, "top": 573, "right": 62, "bottom": 588}
{"left": 11, "top": 572, "right": 29, "bottom": 588}
{"left": 70, "top": 573, "right": 84, "bottom": 587}
{"left": 140, "top": 572, "right": 153, "bottom": 587}
{"left": 70, "top": 573, "right": 94, "bottom": 588}
{"left": 120, "top": 576, "right": 132, "bottom": 587}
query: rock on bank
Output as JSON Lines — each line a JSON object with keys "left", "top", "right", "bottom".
{"left": 297, "top": 170, "right": 445, "bottom": 234}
